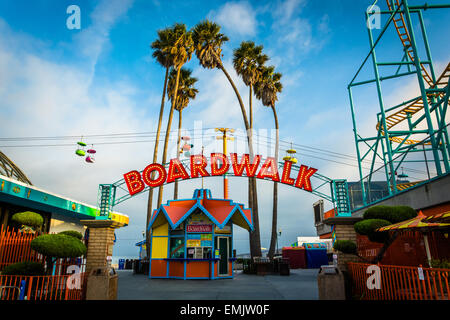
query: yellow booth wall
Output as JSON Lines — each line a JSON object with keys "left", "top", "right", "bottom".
{"left": 151, "top": 223, "right": 168, "bottom": 259}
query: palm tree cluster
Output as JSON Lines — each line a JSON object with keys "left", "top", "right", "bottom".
{"left": 146, "top": 20, "right": 283, "bottom": 260}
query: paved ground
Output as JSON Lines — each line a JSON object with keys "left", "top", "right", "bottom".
{"left": 117, "top": 269, "right": 319, "bottom": 300}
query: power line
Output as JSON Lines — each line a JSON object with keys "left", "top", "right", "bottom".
{"left": 0, "top": 127, "right": 217, "bottom": 142}
{"left": 0, "top": 127, "right": 439, "bottom": 177}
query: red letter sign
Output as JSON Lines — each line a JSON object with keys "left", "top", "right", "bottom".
{"left": 167, "top": 159, "right": 190, "bottom": 183}
{"left": 294, "top": 165, "right": 317, "bottom": 192}
{"left": 230, "top": 153, "right": 261, "bottom": 177}
{"left": 190, "top": 154, "right": 210, "bottom": 178}
{"left": 256, "top": 157, "right": 280, "bottom": 182}
{"left": 210, "top": 153, "right": 230, "bottom": 176}
{"left": 280, "top": 160, "right": 295, "bottom": 185}
{"left": 142, "top": 163, "right": 167, "bottom": 187}
{"left": 124, "top": 170, "right": 145, "bottom": 196}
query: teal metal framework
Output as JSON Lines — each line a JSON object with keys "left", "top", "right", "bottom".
{"left": 348, "top": 0, "right": 450, "bottom": 209}
{"left": 97, "top": 156, "right": 352, "bottom": 218}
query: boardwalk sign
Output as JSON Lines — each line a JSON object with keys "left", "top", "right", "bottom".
{"left": 123, "top": 153, "right": 318, "bottom": 196}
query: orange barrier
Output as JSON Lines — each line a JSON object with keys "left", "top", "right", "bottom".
{"left": 348, "top": 262, "right": 449, "bottom": 300}
{"left": 0, "top": 225, "right": 86, "bottom": 275}
{"left": 0, "top": 225, "right": 41, "bottom": 270}
{"left": 0, "top": 273, "right": 86, "bottom": 300}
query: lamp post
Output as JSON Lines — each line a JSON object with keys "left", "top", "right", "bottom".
{"left": 215, "top": 128, "right": 235, "bottom": 199}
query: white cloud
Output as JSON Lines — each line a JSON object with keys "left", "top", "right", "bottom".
{"left": 209, "top": 1, "right": 258, "bottom": 37}
{"left": 73, "top": 0, "right": 134, "bottom": 77}
{"left": 273, "top": 0, "right": 306, "bottom": 21}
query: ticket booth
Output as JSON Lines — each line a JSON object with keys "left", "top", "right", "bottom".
{"left": 147, "top": 189, "right": 253, "bottom": 280}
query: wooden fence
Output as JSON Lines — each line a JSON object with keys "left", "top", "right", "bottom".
{"left": 0, "top": 273, "right": 86, "bottom": 300}
{"left": 348, "top": 262, "right": 449, "bottom": 300}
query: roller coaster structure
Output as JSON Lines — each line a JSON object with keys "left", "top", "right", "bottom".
{"left": 0, "top": 150, "right": 32, "bottom": 185}
{"left": 348, "top": 0, "right": 450, "bottom": 208}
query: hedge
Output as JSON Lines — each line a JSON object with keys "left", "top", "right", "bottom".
{"left": 1, "top": 261, "right": 45, "bottom": 276}
{"left": 30, "top": 234, "right": 86, "bottom": 258}
{"left": 333, "top": 240, "right": 357, "bottom": 254}
{"left": 58, "top": 230, "right": 83, "bottom": 240}
{"left": 354, "top": 219, "right": 391, "bottom": 236}
{"left": 363, "top": 205, "right": 416, "bottom": 223}
{"left": 11, "top": 211, "right": 43, "bottom": 228}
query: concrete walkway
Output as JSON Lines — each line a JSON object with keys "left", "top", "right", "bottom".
{"left": 117, "top": 269, "right": 319, "bottom": 300}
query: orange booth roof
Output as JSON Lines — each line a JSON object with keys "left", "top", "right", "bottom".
{"left": 148, "top": 189, "right": 253, "bottom": 232}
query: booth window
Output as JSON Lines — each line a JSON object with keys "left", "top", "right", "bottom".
{"left": 169, "top": 237, "right": 185, "bottom": 258}
{"left": 186, "top": 247, "right": 212, "bottom": 259}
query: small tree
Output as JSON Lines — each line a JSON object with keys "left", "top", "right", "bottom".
{"left": 333, "top": 240, "right": 357, "bottom": 255}
{"left": 30, "top": 234, "right": 86, "bottom": 274}
{"left": 1, "top": 261, "right": 45, "bottom": 276}
{"left": 58, "top": 230, "right": 83, "bottom": 240}
{"left": 11, "top": 211, "right": 43, "bottom": 233}
{"left": 333, "top": 205, "right": 417, "bottom": 264}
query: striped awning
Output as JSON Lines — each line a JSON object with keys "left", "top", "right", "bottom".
{"left": 376, "top": 211, "right": 450, "bottom": 232}
{"left": 422, "top": 211, "right": 450, "bottom": 224}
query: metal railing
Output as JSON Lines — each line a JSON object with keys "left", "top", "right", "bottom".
{"left": 348, "top": 262, "right": 449, "bottom": 300}
{"left": 0, "top": 273, "right": 86, "bottom": 300}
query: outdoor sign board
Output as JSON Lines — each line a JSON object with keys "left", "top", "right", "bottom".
{"left": 123, "top": 153, "right": 318, "bottom": 197}
{"left": 187, "top": 224, "right": 213, "bottom": 233}
{"left": 215, "top": 225, "right": 231, "bottom": 234}
{"left": 187, "top": 240, "right": 201, "bottom": 248}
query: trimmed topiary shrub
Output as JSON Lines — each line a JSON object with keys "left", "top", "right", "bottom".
{"left": 363, "top": 205, "right": 416, "bottom": 223}
{"left": 354, "top": 219, "right": 391, "bottom": 235}
{"left": 31, "top": 234, "right": 86, "bottom": 258}
{"left": 363, "top": 206, "right": 393, "bottom": 221}
{"left": 333, "top": 240, "right": 357, "bottom": 254}
{"left": 354, "top": 219, "right": 392, "bottom": 243}
{"left": 31, "top": 234, "right": 87, "bottom": 274}
{"left": 389, "top": 206, "right": 417, "bottom": 223}
{"left": 11, "top": 211, "right": 43, "bottom": 228}
{"left": 1, "top": 261, "right": 45, "bottom": 276}
{"left": 58, "top": 230, "right": 83, "bottom": 240}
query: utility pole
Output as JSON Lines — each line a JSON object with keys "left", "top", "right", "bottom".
{"left": 201, "top": 146, "right": 204, "bottom": 189}
{"left": 215, "top": 128, "right": 234, "bottom": 199}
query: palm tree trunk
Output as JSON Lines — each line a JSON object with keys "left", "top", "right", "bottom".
{"left": 174, "top": 109, "right": 182, "bottom": 199}
{"left": 249, "top": 84, "right": 253, "bottom": 129}
{"left": 248, "top": 84, "right": 253, "bottom": 227}
{"left": 268, "top": 104, "right": 279, "bottom": 259}
{"left": 158, "top": 66, "right": 182, "bottom": 207}
{"left": 216, "top": 61, "right": 261, "bottom": 258}
{"left": 145, "top": 66, "right": 169, "bottom": 259}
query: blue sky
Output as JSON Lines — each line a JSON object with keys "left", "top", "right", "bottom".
{"left": 0, "top": 0, "right": 449, "bottom": 257}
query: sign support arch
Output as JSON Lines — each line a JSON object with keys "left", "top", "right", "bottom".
{"left": 96, "top": 153, "right": 351, "bottom": 220}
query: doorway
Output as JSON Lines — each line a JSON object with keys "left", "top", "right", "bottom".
{"left": 217, "top": 237, "right": 229, "bottom": 276}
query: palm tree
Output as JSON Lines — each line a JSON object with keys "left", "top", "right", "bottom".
{"left": 192, "top": 20, "right": 262, "bottom": 258}
{"left": 254, "top": 65, "right": 283, "bottom": 260}
{"left": 146, "top": 27, "right": 174, "bottom": 258}
{"left": 233, "top": 41, "right": 268, "bottom": 129}
{"left": 233, "top": 42, "right": 268, "bottom": 244}
{"left": 157, "top": 23, "right": 194, "bottom": 208}
{"left": 167, "top": 68, "right": 199, "bottom": 199}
